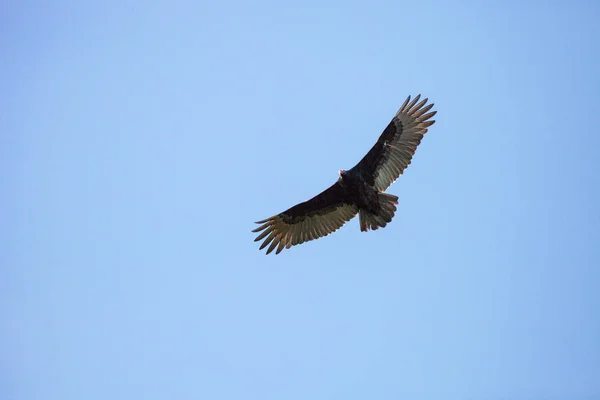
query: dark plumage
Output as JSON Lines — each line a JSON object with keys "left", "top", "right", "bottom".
{"left": 253, "top": 94, "right": 437, "bottom": 254}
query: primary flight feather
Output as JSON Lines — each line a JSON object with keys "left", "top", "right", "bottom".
{"left": 253, "top": 94, "right": 437, "bottom": 255}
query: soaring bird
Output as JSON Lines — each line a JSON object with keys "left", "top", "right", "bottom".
{"left": 253, "top": 94, "right": 436, "bottom": 255}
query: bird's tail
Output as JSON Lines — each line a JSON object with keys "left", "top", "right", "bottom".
{"left": 359, "top": 193, "right": 399, "bottom": 232}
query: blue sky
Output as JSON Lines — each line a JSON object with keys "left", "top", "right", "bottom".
{"left": 3, "top": 1, "right": 600, "bottom": 399}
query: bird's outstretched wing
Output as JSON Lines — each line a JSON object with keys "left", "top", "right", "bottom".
{"left": 253, "top": 182, "right": 358, "bottom": 255}
{"left": 352, "top": 94, "right": 437, "bottom": 191}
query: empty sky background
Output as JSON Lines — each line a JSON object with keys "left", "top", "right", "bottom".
{"left": 3, "top": 1, "right": 600, "bottom": 399}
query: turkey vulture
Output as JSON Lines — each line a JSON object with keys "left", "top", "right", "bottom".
{"left": 253, "top": 94, "right": 436, "bottom": 255}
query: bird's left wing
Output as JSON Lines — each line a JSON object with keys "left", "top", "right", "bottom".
{"left": 253, "top": 181, "right": 358, "bottom": 255}
{"left": 352, "top": 94, "right": 437, "bottom": 192}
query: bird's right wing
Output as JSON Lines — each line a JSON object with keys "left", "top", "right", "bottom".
{"left": 253, "top": 182, "right": 358, "bottom": 255}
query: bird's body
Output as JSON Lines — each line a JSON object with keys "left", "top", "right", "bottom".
{"left": 253, "top": 94, "right": 437, "bottom": 254}
{"left": 339, "top": 168, "right": 376, "bottom": 212}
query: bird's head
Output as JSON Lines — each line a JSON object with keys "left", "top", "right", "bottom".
{"left": 338, "top": 169, "right": 346, "bottom": 178}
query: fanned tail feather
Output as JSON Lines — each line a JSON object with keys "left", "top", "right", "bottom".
{"left": 359, "top": 193, "right": 399, "bottom": 232}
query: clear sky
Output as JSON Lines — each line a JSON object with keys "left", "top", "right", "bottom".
{"left": 3, "top": 1, "right": 600, "bottom": 399}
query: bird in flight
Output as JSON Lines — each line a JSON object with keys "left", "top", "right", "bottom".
{"left": 253, "top": 94, "right": 437, "bottom": 255}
